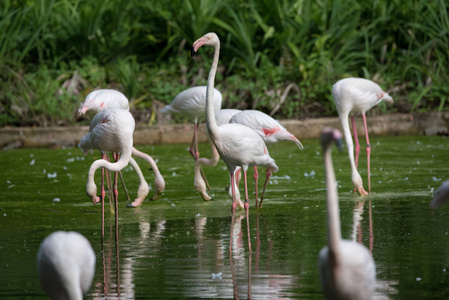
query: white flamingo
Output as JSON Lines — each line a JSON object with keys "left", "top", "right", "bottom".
{"left": 332, "top": 77, "right": 393, "bottom": 195}
{"left": 430, "top": 180, "right": 449, "bottom": 209}
{"left": 319, "top": 127, "right": 376, "bottom": 300}
{"left": 194, "top": 109, "right": 242, "bottom": 202}
{"left": 229, "top": 109, "right": 304, "bottom": 207}
{"left": 192, "top": 32, "right": 278, "bottom": 253}
{"left": 79, "top": 89, "right": 165, "bottom": 206}
{"left": 79, "top": 107, "right": 134, "bottom": 238}
{"left": 37, "top": 231, "right": 95, "bottom": 300}
{"left": 161, "top": 85, "right": 222, "bottom": 160}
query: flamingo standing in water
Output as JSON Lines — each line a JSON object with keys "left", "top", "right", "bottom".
{"left": 230, "top": 109, "right": 303, "bottom": 207}
{"left": 194, "top": 109, "right": 241, "bottom": 202}
{"left": 79, "top": 107, "right": 134, "bottom": 239}
{"left": 38, "top": 231, "right": 95, "bottom": 299}
{"left": 192, "top": 32, "right": 278, "bottom": 253}
{"left": 332, "top": 77, "right": 393, "bottom": 195}
{"left": 430, "top": 180, "right": 449, "bottom": 209}
{"left": 79, "top": 89, "right": 165, "bottom": 206}
{"left": 161, "top": 86, "right": 222, "bottom": 189}
{"left": 318, "top": 127, "right": 376, "bottom": 300}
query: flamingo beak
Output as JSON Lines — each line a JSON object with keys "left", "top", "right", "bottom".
{"left": 191, "top": 36, "right": 207, "bottom": 57}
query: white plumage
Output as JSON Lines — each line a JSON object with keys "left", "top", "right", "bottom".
{"left": 161, "top": 86, "right": 222, "bottom": 121}
{"left": 78, "top": 89, "right": 165, "bottom": 205}
{"left": 430, "top": 180, "right": 449, "bottom": 209}
{"left": 192, "top": 32, "right": 278, "bottom": 252}
{"left": 79, "top": 89, "right": 129, "bottom": 115}
{"left": 332, "top": 77, "right": 393, "bottom": 195}
{"left": 319, "top": 127, "right": 376, "bottom": 300}
{"left": 38, "top": 231, "right": 95, "bottom": 300}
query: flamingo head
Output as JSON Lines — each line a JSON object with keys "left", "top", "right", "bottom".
{"left": 320, "top": 127, "right": 343, "bottom": 152}
{"left": 191, "top": 32, "right": 219, "bottom": 57}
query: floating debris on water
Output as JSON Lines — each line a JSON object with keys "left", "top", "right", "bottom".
{"left": 211, "top": 272, "right": 222, "bottom": 280}
{"left": 47, "top": 172, "right": 57, "bottom": 178}
{"left": 432, "top": 176, "right": 442, "bottom": 182}
{"left": 29, "top": 159, "right": 35, "bottom": 166}
{"left": 66, "top": 157, "right": 75, "bottom": 163}
{"left": 52, "top": 198, "right": 60, "bottom": 202}
{"left": 304, "top": 170, "right": 316, "bottom": 177}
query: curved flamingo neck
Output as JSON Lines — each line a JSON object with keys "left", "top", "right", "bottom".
{"left": 324, "top": 143, "right": 342, "bottom": 265}
{"left": 132, "top": 147, "right": 161, "bottom": 175}
{"left": 205, "top": 42, "right": 220, "bottom": 142}
{"left": 88, "top": 148, "right": 131, "bottom": 182}
{"left": 339, "top": 114, "right": 358, "bottom": 175}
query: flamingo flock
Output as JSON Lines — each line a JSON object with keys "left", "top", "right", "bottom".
{"left": 40, "top": 32, "right": 449, "bottom": 300}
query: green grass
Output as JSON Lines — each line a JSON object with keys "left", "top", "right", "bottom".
{"left": 0, "top": 0, "right": 448, "bottom": 127}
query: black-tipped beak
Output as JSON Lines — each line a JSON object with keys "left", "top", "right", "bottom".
{"left": 191, "top": 48, "right": 196, "bottom": 58}
{"left": 335, "top": 138, "right": 344, "bottom": 152}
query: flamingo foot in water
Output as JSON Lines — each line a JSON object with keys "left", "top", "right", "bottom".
{"left": 91, "top": 196, "right": 100, "bottom": 205}
{"left": 357, "top": 186, "right": 369, "bottom": 196}
{"left": 126, "top": 197, "right": 145, "bottom": 208}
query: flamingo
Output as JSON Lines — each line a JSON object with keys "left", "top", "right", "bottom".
{"left": 229, "top": 109, "right": 304, "bottom": 207}
{"left": 430, "top": 180, "right": 449, "bottom": 209}
{"left": 194, "top": 109, "right": 242, "bottom": 202}
{"left": 161, "top": 86, "right": 222, "bottom": 160}
{"left": 79, "top": 107, "right": 134, "bottom": 239}
{"left": 332, "top": 77, "right": 393, "bottom": 195}
{"left": 161, "top": 86, "right": 222, "bottom": 190}
{"left": 318, "top": 127, "right": 376, "bottom": 300}
{"left": 37, "top": 231, "right": 95, "bottom": 300}
{"left": 79, "top": 89, "right": 165, "bottom": 206}
{"left": 79, "top": 89, "right": 129, "bottom": 114}
{"left": 192, "top": 32, "right": 278, "bottom": 253}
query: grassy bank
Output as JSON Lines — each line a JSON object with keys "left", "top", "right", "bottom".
{"left": 1, "top": 0, "right": 448, "bottom": 127}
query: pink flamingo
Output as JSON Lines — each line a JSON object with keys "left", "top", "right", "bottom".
{"left": 79, "top": 107, "right": 134, "bottom": 239}
{"left": 430, "top": 180, "right": 449, "bottom": 209}
{"left": 332, "top": 77, "right": 393, "bottom": 195}
{"left": 79, "top": 89, "right": 165, "bottom": 206}
{"left": 38, "top": 231, "right": 95, "bottom": 299}
{"left": 319, "top": 127, "right": 376, "bottom": 300}
{"left": 192, "top": 32, "right": 278, "bottom": 253}
{"left": 229, "top": 109, "right": 303, "bottom": 207}
{"left": 194, "top": 109, "right": 242, "bottom": 202}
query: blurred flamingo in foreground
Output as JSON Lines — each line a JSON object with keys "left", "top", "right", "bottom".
{"left": 332, "top": 77, "right": 393, "bottom": 195}
{"left": 192, "top": 32, "right": 278, "bottom": 253}
{"left": 38, "top": 231, "right": 95, "bottom": 299}
{"left": 430, "top": 180, "right": 449, "bottom": 209}
{"left": 79, "top": 89, "right": 165, "bottom": 206}
{"left": 318, "top": 127, "right": 376, "bottom": 300}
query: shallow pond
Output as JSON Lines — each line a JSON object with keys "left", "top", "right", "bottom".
{"left": 0, "top": 135, "right": 448, "bottom": 299}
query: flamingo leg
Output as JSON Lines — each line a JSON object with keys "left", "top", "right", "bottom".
{"left": 253, "top": 166, "right": 259, "bottom": 208}
{"left": 243, "top": 169, "right": 252, "bottom": 253}
{"left": 351, "top": 116, "right": 360, "bottom": 169}
{"left": 229, "top": 171, "right": 238, "bottom": 253}
{"left": 104, "top": 155, "right": 113, "bottom": 209}
{"left": 259, "top": 169, "right": 272, "bottom": 207}
{"left": 98, "top": 153, "right": 106, "bottom": 205}
{"left": 362, "top": 113, "right": 371, "bottom": 193}
{"left": 113, "top": 154, "right": 119, "bottom": 241}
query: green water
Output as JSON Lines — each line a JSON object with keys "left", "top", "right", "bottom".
{"left": 1, "top": 135, "right": 448, "bottom": 299}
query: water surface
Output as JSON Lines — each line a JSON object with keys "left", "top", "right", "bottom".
{"left": 1, "top": 135, "right": 448, "bottom": 299}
